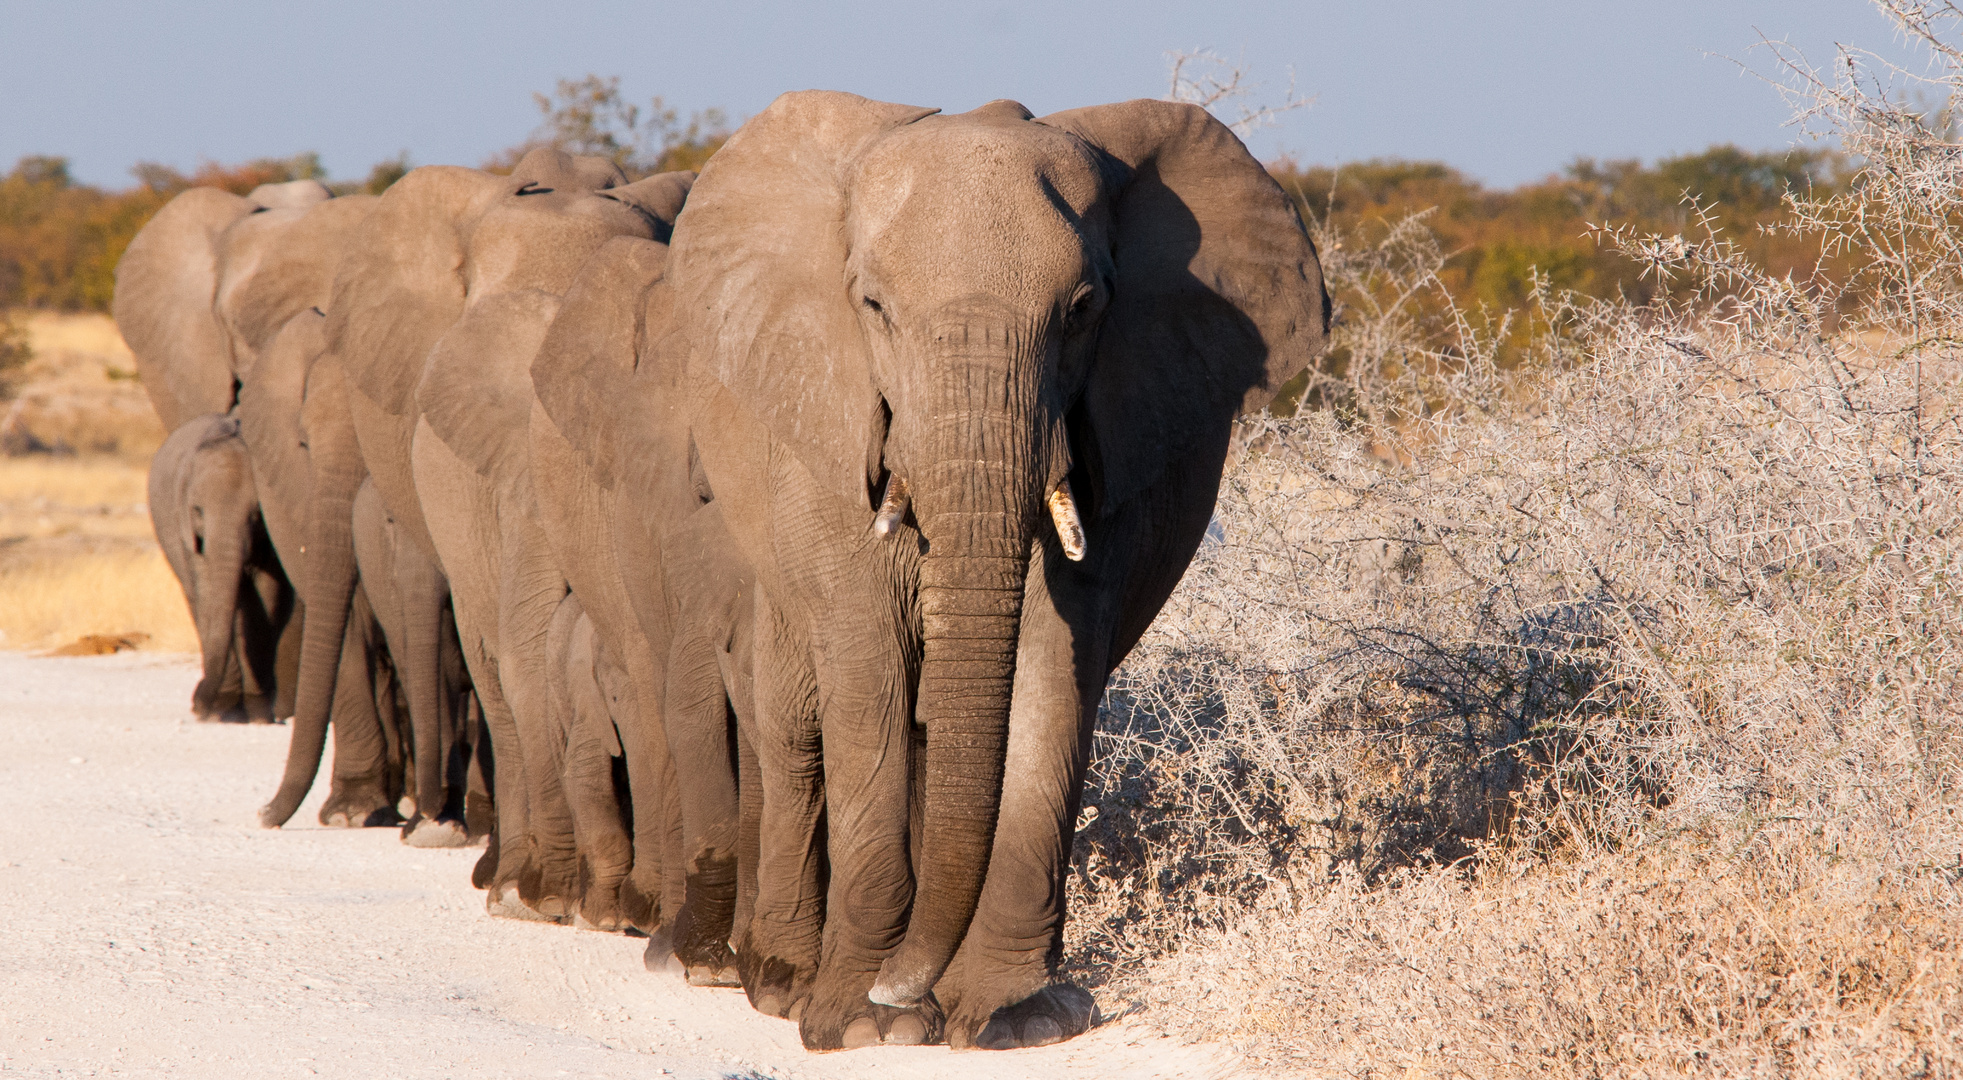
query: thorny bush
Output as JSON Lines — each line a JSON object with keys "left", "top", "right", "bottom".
{"left": 1063, "top": 4, "right": 1963, "bottom": 1073}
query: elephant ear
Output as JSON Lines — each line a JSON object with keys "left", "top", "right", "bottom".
{"left": 327, "top": 166, "right": 511, "bottom": 419}
{"left": 663, "top": 90, "right": 939, "bottom": 512}
{"left": 113, "top": 186, "right": 257, "bottom": 431}
{"left": 531, "top": 236, "right": 672, "bottom": 491}
{"left": 418, "top": 288, "right": 561, "bottom": 486}
{"left": 597, "top": 170, "right": 694, "bottom": 243}
{"left": 1040, "top": 100, "right": 1330, "bottom": 514}
{"left": 217, "top": 195, "right": 377, "bottom": 381}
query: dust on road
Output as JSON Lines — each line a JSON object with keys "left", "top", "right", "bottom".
{"left": 0, "top": 651, "right": 1231, "bottom": 1079}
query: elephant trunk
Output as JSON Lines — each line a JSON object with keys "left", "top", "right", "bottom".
{"left": 259, "top": 440, "right": 364, "bottom": 828}
{"left": 870, "top": 324, "right": 1045, "bottom": 1008}
{"left": 190, "top": 512, "right": 253, "bottom": 720}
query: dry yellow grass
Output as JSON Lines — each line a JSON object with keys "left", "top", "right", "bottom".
{"left": 1, "top": 309, "right": 164, "bottom": 458}
{"left": 0, "top": 545, "right": 194, "bottom": 652}
{"left": 0, "top": 453, "right": 190, "bottom": 653}
{"left": 0, "top": 309, "right": 188, "bottom": 653}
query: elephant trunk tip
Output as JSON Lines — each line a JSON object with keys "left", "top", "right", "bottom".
{"left": 868, "top": 966, "right": 935, "bottom": 1009}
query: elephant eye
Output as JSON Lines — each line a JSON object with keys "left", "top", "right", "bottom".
{"left": 1064, "top": 284, "right": 1098, "bottom": 328}
{"left": 861, "top": 295, "right": 885, "bottom": 316}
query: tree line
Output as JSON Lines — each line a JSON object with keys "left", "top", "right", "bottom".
{"left": 1, "top": 75, "right": 1844, "bottom": 376}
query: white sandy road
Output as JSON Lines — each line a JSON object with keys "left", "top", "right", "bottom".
{"left": 0, "top": 651, "right": 1234, "bottom": 1080}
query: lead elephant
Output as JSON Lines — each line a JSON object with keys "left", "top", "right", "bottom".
{"left": 585, "top": 92, "right": 1329, "bottom": 1050}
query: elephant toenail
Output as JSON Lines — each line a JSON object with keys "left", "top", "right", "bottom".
{"left": 842, "top": 1017, "right": 882, "bottom": 1048}
{"left": 886, "top": 1013, "right": 928, "bottom": 1045}
{"left": 1022, "top": 1015, "right": 1064, "bottom": 1047}
{"left": 975, "top": 1017, "right": 1018, "bottom": 1051}
{"left": 751, "top": 993, "right": 783, "bottom": 1017}
{"left": 785, "top": 998, "right": 805, "bottom": 1023}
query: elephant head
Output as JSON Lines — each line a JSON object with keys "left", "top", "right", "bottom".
{"left": 661, "top": 91, "right": 1328, "bottom": 1006}
{"left": 149, "top": 414, "right": 269, "bottom": 721}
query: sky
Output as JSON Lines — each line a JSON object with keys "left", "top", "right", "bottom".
{"left": 0, "top": 1, "right": 1932, "bottom": 191}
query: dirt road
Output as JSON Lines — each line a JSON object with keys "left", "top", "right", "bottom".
{"left": 0, "top": 651, "right": 1232, "bottom": 1079}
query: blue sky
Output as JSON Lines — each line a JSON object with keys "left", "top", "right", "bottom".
{"left": 0, "top": 1, "right": 1926, "bottom": 190}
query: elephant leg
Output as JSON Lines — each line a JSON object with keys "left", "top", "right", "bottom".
{"left": 557, "top": 612, "right": 634, "bottom": 933}
{"left": 495, "top": 512, "right": 581, "bottom": 917}
{"left": 736, "top": 597, "right": 825, "bottom": 1020}
{"left": 238, "top": 561, "right": 286, "bottom": 723}
{"left": 320, "top": 589, "right": 404, "bottom": 828}
{"left": 413, "top": 421, "right": 538, "bottom": 913}
{"left": 541, "top": 421, "right": 679, "bottom": 938}
{"left": 661, "top": 624, "right": 740, "bottom": 985}
{"left": 399, "top": 549, "right": 468, "bottom": 848}
{"left": 595, "top": 640, "right": 673, "bottom": 936}
{"left": 797, "top": 600, "right": 940, "bottom": 1051}
{"left": 471, "top": 649, "right": 546, "bottom": 918}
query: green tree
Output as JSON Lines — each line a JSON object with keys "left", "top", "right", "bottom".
{"left": 493, "top": 75, "right": 731, "bottom": 178}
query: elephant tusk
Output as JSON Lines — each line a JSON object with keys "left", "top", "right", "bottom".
{"left": 871, "top": 473, "right": 911, "bottom": 539}
{"left": 1048, "top": 479, "right": 1086, "bottom": 562}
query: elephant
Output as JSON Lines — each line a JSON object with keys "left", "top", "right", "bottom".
{"left": 125, "top": 184, "right": 466, "bottom": 838}
{"left": 147, "top": 413, "right": 291, "bottom": 722}
{"left": 312, "top": 149, "right": 697, "bottom": 925}
{"left": 563, "top": 91, "right": 1330, "bottom": 1050}
{"left": 242, "top": 304, "right": 476, "bottom": 838}
{"left": 117, "top": 177, "right": 418, "bottom": 792}
{"left": 529, "top": 234, "right": 762, "bottom": 982}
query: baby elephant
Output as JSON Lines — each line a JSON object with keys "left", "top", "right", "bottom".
{"left": 149, "top": 413, "right": 295, "bottom": 722}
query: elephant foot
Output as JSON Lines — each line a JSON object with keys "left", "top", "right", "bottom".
{"left": 573, "top": 876, "right": 627, "bottom": 933}
{"left": 642, "top": 926, "right": 683, "bottom": 975}
{"left": 685, "top": 956, "right": 742, "bottom": 988}
{"left": 798, "top": 979, "right": 943, "bottom": 1051}
{"left": 735, "top": 933, "right": 813, "bottom": 1019}
{"left": 402, "top": 816, "right": 472, "bottom": 848}
{"left": 319, "top": 780, "right": 403, "bottom": 828}
{"left": 471, "top": 840, "right": 499, "bottom": 890}
{"left": 952, "top": 982, "right": 1098, "bottom": 1051}
{"left": 618, "top": 876, "right": 660, "bottom": 934}
{"left": 319, "top": 801, "right": 404, "bottom": 828}
{"left": 486, "top": 882, "right": 559, "bottom": 923}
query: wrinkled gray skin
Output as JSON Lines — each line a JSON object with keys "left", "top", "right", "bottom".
{"left": 354, "top": 476, "right": 486, "bottom": 845}
{"left": 530, "top": 235, "right": 755, "bottom": 981}
{"left": 148, "top": 414, "right": 288, "bottom": 722}
{"left": 592, "top": 92, "right": 1329, "bottom": 1050}
{"left": 319, "top": 150, "right": 695, "bottom": 925}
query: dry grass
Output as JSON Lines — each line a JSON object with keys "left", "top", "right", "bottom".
{"left": 0, "top": 310, "right": 164, "bottom": 459}
{"left": 0, "top": 310, "right": 188, "bottom": 653}
{"left": 1061, "top": 8, "right": 1963, "bottom": 1074}
{"left": 0, "top": 545, "right": 194, "bottom": 653}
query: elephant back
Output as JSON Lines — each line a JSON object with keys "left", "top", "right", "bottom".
{"left": 113, "top": 187, "right": 257, "bottom": 430}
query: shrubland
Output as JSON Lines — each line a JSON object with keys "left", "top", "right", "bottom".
{"left": 1064, "top": 7, "right": 1963, "bottom": 1075}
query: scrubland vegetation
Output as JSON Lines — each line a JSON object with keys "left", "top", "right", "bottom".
{"left": 1065, "top": 9, "right": 1963, "bottom": 1075}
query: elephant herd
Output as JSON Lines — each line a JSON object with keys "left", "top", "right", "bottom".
{"left": 113, "top": 91, "right": 1329, "bottom": 1052}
